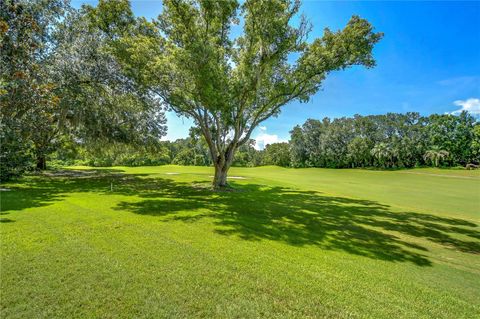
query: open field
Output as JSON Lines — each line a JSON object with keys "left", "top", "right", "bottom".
{"left": 1, "top": 166, "right": 479, "bottom": 318}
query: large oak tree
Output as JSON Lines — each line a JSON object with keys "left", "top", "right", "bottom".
{"left": 112, "top": 0, "right": 383, "bottom": 188}
{"left": 0, "top": 0, "right": 166, "bottom": 179}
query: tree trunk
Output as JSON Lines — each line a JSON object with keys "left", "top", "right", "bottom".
{"left": 208, "top": 137, "right": 240, "bottom": 188}
{"left": 36, "top": 155, "right": 46, "bottom": 170}
{"left": 213, "top": 163, "right": 229, "bottom": 188}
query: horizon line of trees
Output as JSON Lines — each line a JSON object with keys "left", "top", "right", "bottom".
{"left": 55, "top": 111, "right": 479, "bottom": 170}
{"left": 288, "top": 111, "right": 479, "bottom": 168}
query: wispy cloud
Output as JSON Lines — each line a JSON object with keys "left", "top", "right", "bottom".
{"left": 254, "top": 126, "right": 286, "bottom": 150}
{"left": 437, "top": 76, "right": 479, "bottom": 87}
{"left": 448, "top": 98, "right": 480, "bottom": 116}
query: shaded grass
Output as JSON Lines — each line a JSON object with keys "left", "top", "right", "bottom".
{"left": 1, "top": 166, "right": 479, "bottom": 318}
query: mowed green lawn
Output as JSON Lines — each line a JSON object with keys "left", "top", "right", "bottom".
{"left": 1, "top": 166, "right": 479, "bottom": 318}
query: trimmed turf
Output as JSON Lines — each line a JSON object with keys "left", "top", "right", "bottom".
{"left": 1, "top": 165, "right": 479, "bottom": 318}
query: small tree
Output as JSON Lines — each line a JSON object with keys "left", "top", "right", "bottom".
{"left": 424, "top": 147, "right": 449, "bottom": 167}
{"left": 115, "top": 0, "right": 382, "bottom": 187}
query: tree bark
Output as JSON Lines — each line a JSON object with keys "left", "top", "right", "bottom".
{"left": 36, "top": 155, "right": 46, "bottom": 170}
{"left": 212, "top": 150, "right": 235, "bottom": 189}
{"left": 213, "top": 163, "right": 229, "bottom": 188}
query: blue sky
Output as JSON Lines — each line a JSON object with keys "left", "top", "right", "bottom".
{"left": 74, "top": 1, "right": 480, "bottom": 147}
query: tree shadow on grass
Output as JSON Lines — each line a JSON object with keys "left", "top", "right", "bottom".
{"left": 2, "top": 171, "right": 479, "bottom": 266}
{"left": 114, "top": 179, "right": 480, "bottom": 267}
{"left": 0, "top": 169, "right": 136, "bottom": 212}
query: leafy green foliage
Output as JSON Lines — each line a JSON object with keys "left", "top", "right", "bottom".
{"left": 425, "top": 111, "right": 477, "bottom": 165}
{"left": 471, "top": 125, "right": 480, "bottom": 159}
{"left": 0, "top": 0, "right": 67, "bottom": 179}
{"left": 0, "top": 120, "right": 34, "bottom": 181}
{"left": 289, "top": 125, "right": 307, "bottom": 168}
{"left": 262, "top": 142, "right": 291, "bottom": 167}
{"left": 232, "top": 140, "right": 261, "bottom": 167}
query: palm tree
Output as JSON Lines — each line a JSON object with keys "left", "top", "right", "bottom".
{"left": 423, "top": 147, "right": 449, "bottom": 167}
{"left": 371, "top": 143, "right": 392, "bottom": 168}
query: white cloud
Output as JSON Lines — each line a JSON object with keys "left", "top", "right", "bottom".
{"left": 437, "top": 76, "right": 478, "bottom": 86}
{"left": 449, "top": 98, "right": 480, "bottom": 116}
{"left": 253, "top": 126, "right": 286, "bottom": 150}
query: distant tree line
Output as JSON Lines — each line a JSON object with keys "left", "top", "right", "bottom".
{"left": 288, "top": 112, "right": 479, "bottom": 168}
{"left": 61, "top": 111, "right": 479, "bottom": 169}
